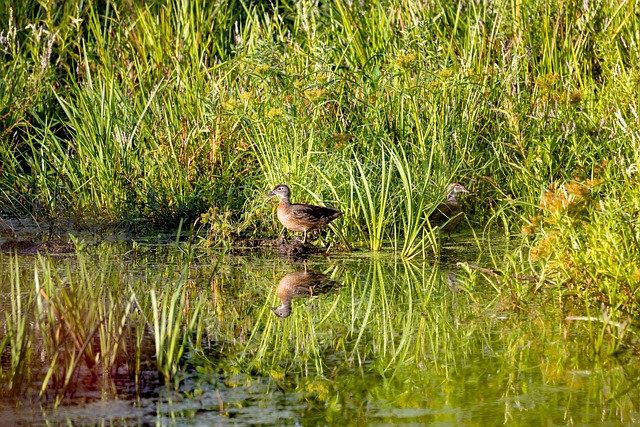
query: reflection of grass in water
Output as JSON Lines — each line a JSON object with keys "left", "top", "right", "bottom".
{"left": 238, "top": 256, "right": 638, "bottom": 419}
{"left": 242, "top": 260, "right": 466, "bottom": 377}
{"left": 1, "top": 240, "right": 638, "bottom": 422}
{"left": 0, "top": 239, "right": 217, "bottom": 404}
{"left": 1, "top": 250, "right": 132, "bottom": 402}
{"left": 207, "top": 247, "right": 636, "bottom": 419}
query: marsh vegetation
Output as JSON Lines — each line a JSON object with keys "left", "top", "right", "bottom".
{"left": 1, "top": 0, "right": 639, "bottom": 424}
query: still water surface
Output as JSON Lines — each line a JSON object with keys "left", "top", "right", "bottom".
{"left": 0, "top": 233, "right": 637, "bottom": 426}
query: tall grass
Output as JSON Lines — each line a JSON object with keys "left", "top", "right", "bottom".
{"left": 2, "top": 0, "right": 637, "bottom": 233}
{"left": 348, "top": 143, "right": 393, "bottom": 250}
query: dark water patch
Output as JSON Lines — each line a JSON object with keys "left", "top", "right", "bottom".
{"left": 0, "top": 239, "right": 75, "bottom": 255}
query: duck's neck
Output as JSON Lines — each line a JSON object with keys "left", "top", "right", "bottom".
{"left": 279, "top": 298, "right": 293, "bottom": 308}
{"left": 446, "top": 191, "right": 458, "bottom": 203}
{"left": 279, "top": 196, "right": 291, "bottom": 206}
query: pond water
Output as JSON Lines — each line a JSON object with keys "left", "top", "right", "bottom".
{"left": 0, "top": 227, "right": 638, "bottom": 426}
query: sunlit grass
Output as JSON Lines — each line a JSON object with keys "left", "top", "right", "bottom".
{"left": 348, "top": 143, "right": 393, "bottom": 251}
{"left": 523, "top": 168, "right": 640, "bottom": 318}
{"left": 3, "top": 0, "right": 637, "bottom": 240}
{"left": 1, "top": 0, "right": 640, "bottom": 421}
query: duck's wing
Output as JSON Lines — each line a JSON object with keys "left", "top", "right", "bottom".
{"left": 428, "top": 201, "right": 461, "bottom": 226}
{"left": 291, "top": 204, "right": 342, "bottom": 223}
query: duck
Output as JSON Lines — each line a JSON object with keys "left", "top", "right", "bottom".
{"left": 270, "top": 269, "right": 336, "bottom": 318}
{"left": 428, "top": 183, "right": 469, "bottom": 234}
{"left": 268, "top": 184, "right": 342, "bottom": 244}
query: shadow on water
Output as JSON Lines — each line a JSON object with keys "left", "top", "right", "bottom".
{"left": 0, "top": 228, "right": 639, "bottom": 426}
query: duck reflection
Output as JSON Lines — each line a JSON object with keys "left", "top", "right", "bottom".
{"left": 270, "top": 269, "right": 338, "bottom": 318}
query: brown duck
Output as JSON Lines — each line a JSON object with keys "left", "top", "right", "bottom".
{"left": 268, "top": 184, "right": 342, "bottom": 244}
{"left": 270, "top": 269, "right": 336, "bottom": 318}
{"left": 428, "top": 183, "right": 469, "bottom": 234}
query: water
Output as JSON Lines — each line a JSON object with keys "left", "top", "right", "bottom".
{"left": 0, "top": 228, "right": 638, "bottom": 426}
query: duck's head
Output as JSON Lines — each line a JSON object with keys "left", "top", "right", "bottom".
{"left": 446, "top": 183, "right": 469, "bottom": 199}
{"left": 269, "top": 305, "right": 292, "bottom": 318}
{"left": 268, "top": 184, "right": 291, "bottom": 199}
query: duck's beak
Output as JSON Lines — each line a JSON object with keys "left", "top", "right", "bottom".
{"left": 267, "top": 191, "right": 276, "bottom": 198}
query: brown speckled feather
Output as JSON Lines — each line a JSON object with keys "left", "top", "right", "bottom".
{"left": 279, "top": 202, "right": 342, "bottom": 232}
{"left": 429, "top": 201, "right": 463, "bottom": 231}
{"left": 268, "top": 184, "right": 342, "bottom": 243}
{"left": 428, "top": 183, "right": 469, "bottom": 233}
